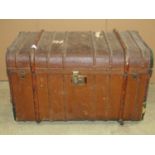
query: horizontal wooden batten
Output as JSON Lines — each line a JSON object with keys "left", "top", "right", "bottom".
{"left": 7, "top": 67, "right": 151, "bottom": 75}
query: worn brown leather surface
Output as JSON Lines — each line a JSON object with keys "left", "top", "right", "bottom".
{"left": 6, "top": 30, "right": 153, "bottom": 121}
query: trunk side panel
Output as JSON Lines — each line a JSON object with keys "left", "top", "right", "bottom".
{"left": 8, "top": 72, "right": 35, "bottom": 120}
{"left": 123, "top": 75, "right": 138, "bottom": 120}
{"left": 134, "top": 74, "right": 149, "bottom": 120}
{"left": 124, "top": 74, "right": 148, "bottom": 121}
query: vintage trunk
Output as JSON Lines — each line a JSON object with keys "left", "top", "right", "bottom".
{"left": 6, "top": 30, "right": 153, "bottom": 124}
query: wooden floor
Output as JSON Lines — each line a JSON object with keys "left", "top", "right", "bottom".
{"left": 0, "top": 81, "right": 155, "bottom": 135}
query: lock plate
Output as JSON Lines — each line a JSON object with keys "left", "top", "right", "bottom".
{"left": 72, "top": 71, "right": 87, "bottom": 85}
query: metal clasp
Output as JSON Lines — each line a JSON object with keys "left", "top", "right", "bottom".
{"left": 72, "top": 71, "right": 87, "bottom": 85}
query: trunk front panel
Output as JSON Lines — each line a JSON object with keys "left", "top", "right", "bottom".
{"left": 35, "top": 71, "right": 124, "bottom": 121}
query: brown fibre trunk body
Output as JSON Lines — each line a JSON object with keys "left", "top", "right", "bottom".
{"left": 6, "top": 30, "right": 153, "bottom": 122}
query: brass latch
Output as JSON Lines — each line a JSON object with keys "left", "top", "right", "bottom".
{"left": 72, "top": 71, "right": 87, "bottom": 85}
